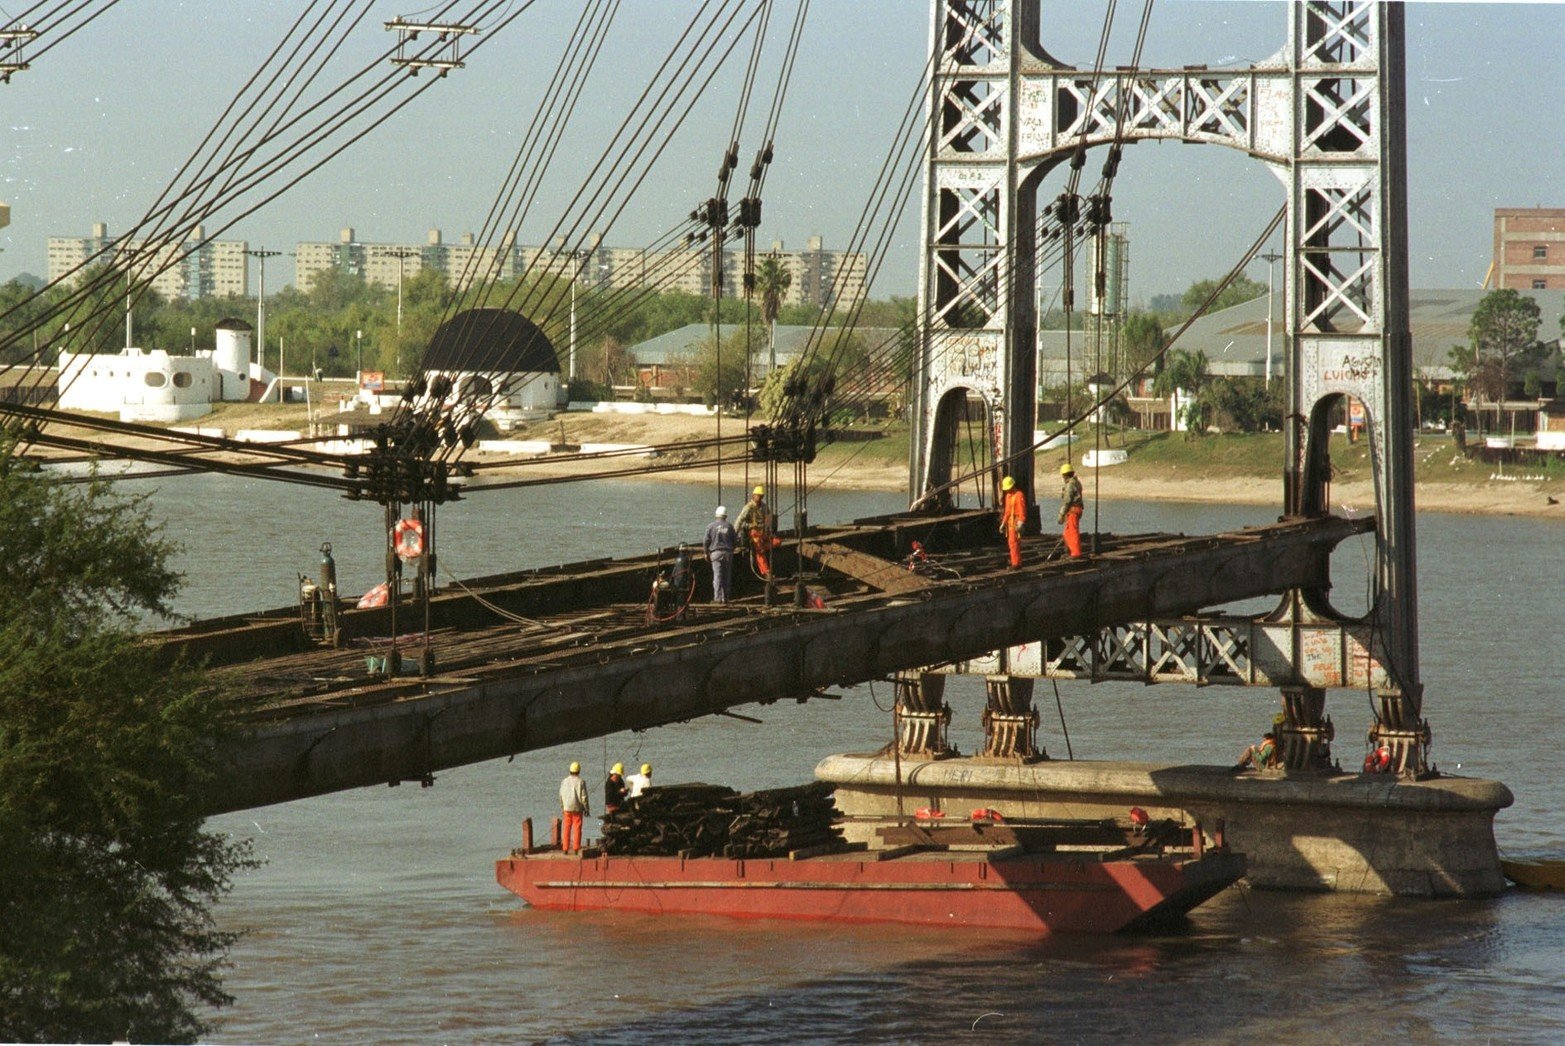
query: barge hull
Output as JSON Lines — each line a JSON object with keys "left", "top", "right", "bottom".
{"left": 495, "top": 850, "right": 1245, "bottom": 934}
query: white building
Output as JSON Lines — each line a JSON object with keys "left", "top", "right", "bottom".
{"left": 55, "top": 318, "right": 274, "bottom": 423}
{"left": 417, "top": 308, "right": 561, "bottom": 430}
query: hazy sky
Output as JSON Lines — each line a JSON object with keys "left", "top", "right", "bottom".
{"left": 1, "top": 1, "right": 1560, "bottom": 302}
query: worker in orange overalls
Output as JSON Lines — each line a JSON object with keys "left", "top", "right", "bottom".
{"left": 735, "top": 485, "right": 781, "bottom": 578}
{"left": 559, "top": 761, "right": 589, "bottom": 853}
{"left": 1058, "top": 462, "right": 1084, "bottom": 558}
{"left": 998, "top": 475, "right": 1027, "bottom": 569}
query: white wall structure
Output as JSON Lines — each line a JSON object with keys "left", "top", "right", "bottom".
{"left": 55, "top": 318, "right": 273, "bottom": 423}
{"left": 212, "top": 318, "right": 256, "bottom": 401}
{"left": 57, "top": 348, "right": 219, "bottom": 423}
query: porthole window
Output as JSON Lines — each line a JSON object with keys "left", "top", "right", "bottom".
{"left": 172, "top": 372, "right": 193, "bottom": 388}
{"left": 144, "top": 372, "right": 168, "bottom": 388}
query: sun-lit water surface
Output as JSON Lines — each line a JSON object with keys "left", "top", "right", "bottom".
{"left": 127, "top": 473, "right": 1564, "bottom": 1043}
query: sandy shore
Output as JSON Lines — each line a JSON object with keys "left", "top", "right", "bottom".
{"left": 460, "top": 412, "right": 1565, "bottom": 519}
{"left": 27, "top": 406, "right": 1565, "bottom": 520}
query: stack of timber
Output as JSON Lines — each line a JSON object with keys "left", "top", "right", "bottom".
{"left": 601, "top": 781, "right": 844, "bottom": 859}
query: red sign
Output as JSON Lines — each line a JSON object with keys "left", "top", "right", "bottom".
{"left": 360, "top": 370, "right": 385, "bottom": 392}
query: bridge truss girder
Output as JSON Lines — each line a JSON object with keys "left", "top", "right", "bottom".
{"left": 911, "top": 1, "right": 1424, "bottom": 771}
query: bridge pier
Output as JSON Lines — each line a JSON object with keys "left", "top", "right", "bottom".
{"left": 1279, "top": 685, "right": 1335, "bottom": 771}
{"left": 893, "top": 672, "right": 954, "bottom": 756}
{"left": 980, "top": 675, "right": 1043, "bottom": 761}
{"left": 818, "top": 753, "right": 1513, "bottom": 898}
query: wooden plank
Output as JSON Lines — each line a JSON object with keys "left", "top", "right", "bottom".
{"left": 799, "top": 540, "right": 932, "bottom": 594}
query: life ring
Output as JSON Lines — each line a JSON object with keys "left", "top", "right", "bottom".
{"left": 393, "top": 518, "right": 424, "bottom": 560}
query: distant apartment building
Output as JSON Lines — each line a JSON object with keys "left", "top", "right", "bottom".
{"left": 1493, "top": 208, "right": 1565, "bottom": 291}
{"left": 294, "top": 227, "right": 867, "bottom": 307}
{"left": 47, "top": 222, "right": 249, "bottom": 299}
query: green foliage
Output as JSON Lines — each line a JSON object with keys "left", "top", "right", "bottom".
{"left": 683, "top": 327, "right": 760, "bottom": 407}
{"left": 1121, "top": 310, "right": 1168, "bottom": 377}
{"left": 1200, "top": 376, "right": 1284, "bottom": 433}
{"left": 1451, "top": 288, "right": 1545, "bottom": 403}
{"left": 1180, "top": 275, "right": 1267, "bottom": 317}
{"left": 752, "top": 255, "right": 792, "bottom": 326}
{"left": 1151, "top": 348, "right": 1209, "bottom": 397}
{"left": 0, "top": 439, "right": 254, "bottom": 1043}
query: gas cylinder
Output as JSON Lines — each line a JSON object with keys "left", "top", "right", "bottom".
{"left": 319, "top": 542, "right": 337, "bottom": 595}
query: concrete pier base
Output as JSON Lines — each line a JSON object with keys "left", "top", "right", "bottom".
{"left": 816, "top": 755, "right": 1514, "bottom": 898}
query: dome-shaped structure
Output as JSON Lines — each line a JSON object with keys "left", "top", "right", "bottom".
{"left": 418, "top": 308, "right": 563, "bottom": 423}
{"left": 424, "top": 308, "right": 560, "bottom": 374}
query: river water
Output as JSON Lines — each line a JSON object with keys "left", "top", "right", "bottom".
{"left": 126, "top": 472, "right": 1564, "bottom": 1043}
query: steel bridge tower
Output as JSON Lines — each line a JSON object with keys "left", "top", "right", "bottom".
{"left": 907, "top": 1, "right": 1428, "bottom": 773}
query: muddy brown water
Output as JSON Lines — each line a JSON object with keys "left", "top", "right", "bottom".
{"left": 114, "top": 470, "right": 1565, "bottom": 1042}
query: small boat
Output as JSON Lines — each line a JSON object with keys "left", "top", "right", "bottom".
{"left": 496, "top": 802, "right": 1244, "bottom": 934}
{"left": 1501, "top": 859, "right": 1565, "bottom": 890}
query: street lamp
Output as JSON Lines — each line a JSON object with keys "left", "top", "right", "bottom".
{"left": 387, "top": 248, "right": 420, "bottom": 336}
{"left": 248, "top": 247, "right": 282, "bottom": 369}
{"left": 190, "top": 326, "right": 196, "bottom": 353}
{"left": 1259, "top": 250, "right": 1283, "bottom": 388}
{"left": 356, "top": 328, "right": 363, "bottom": 384}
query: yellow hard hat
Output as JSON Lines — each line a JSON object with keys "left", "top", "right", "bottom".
{"left": 612, "top": 762, "right": 623, "bottom": 775}
{"left": 1060, "top": 462, "right": 1075, "bottom": 475}
{"left": 753, "top": 486, "right": 765, "bottom": 496}
{"left": 1000, "top": 476, "right": 1016, "bottom": 491}
{"left": 568, "top": 761, "right": 581, "bottom": 774}
{"left": 641, "top": 763, "right": 653, "bottom": 775}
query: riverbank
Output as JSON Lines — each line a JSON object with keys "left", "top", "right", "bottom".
{"left": 30, "top": 405, "right": 1565, "bottom": 519}
{"left": 483, "top": 411, "right": 1565, "bottom": 519}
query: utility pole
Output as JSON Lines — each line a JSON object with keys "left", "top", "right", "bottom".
{"left": 247, "top": 248, "right": 281, "bottom": 369}
{"left": 122, "top": 246, "right": 140, "bottom": 350}
{"left": 356, "top": 328, "right": 363, "bottom": 386}
{"left": 387, "top": 248, "right": 420, "bottom": 338}
{"left": 1259, "top": 250, "right": 1283, "bottom": 388}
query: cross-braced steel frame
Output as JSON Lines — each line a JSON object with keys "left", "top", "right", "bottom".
{"left": 909, "top": 1, "right": 1428, "bottom": 773}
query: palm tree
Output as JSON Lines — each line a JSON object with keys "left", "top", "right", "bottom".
{"left": 753, "top": 255, "right": 792, "bottom": 375}
{"left": 1152, "top": 348, "right": 1210, "bottom": 435}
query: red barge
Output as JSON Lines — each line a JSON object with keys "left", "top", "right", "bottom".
{"left": 496, "top": 811, "right": 1244, "bottom": 934}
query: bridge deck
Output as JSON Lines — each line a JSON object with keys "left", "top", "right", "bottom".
{"left": 160, "top": 509, "right": 1371, "bottom": 813}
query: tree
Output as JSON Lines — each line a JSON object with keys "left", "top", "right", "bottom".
{"left": 1152, "top": 348, "right": 1210, "bottom": 434}
{"left": 1200, "top": 376, "right": 1284, "bottom": 433}
{"left": 684, "top": 328, "right": 757, "bottom": 408}
{"left": 1180, "top": 275, "right": 1267, "bottom": 318}
{"left": 1450, "top": 288, "right": 1544, "bottom": 428}
{"left": 752, "top": 255, "right": 792, "bottom": 328}
{"left": 1121, "top": 310, "right": 1168, "bottom": 379}
{"left": 0, "top": 438, "right": 254, "bottom": 1043}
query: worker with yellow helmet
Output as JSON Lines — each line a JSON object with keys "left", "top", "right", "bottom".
{"left": 559, "top": 760, "right": 590, "bottom": 854}
{"left": 1058, "top": 462, "right": 1084, "bottom": 557}
{"left": 998, "top": 474, "right": 1028, "bottom": 569}
{"left": 734, "top": 485, "right": 781, "bottom": 579}
{"left": 604, "top": 761, "right": 628, "bottom": 814}
{"left": 625, "top": 762, "right": 653, "bottom": 798}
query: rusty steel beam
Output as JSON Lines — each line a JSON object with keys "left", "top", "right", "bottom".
{"left": 200, "top": 514, "right": 1368, "bottom": 813}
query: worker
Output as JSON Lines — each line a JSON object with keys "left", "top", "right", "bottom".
{"left": 559, "top": 760, "right": 590, "bottom": 853}
{"left": 1058, "top": 462, "right": 1084, "bottom": 558}
{"left": 704, "top": 506, "right": 737, "bottom": 603}
{"left": 668, "top": 543, "right": 694, "bottom": 616}
{"left": 625, "top": 762, "right": 652, "bottom": 798}
{"left": 604, "top": 762, "right": 628, "bottom": 815}
{"left": 735, "top": 485, "right": 781, "bottom": 578}
{"left": 998, "top": 475, "right": 1027, "bottom": 569}
{"left": 1230, "top": 731, "right": 1279, "bottom": 773}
